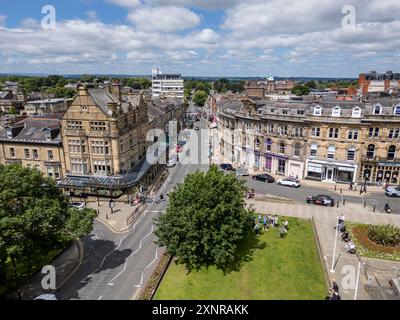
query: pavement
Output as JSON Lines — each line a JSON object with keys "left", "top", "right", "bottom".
{"left": 248, "top": 199, "right": 400, "bottom": 300}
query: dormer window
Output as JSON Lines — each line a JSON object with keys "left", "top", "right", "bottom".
{"left": 373, "top": 104, "right": 382, "bottom": 115}
{"left": 44, "top": 129, "right": 51, "bottom": 141}
{"left": 332, "top": 106, "right": 341, "bottom": 117}
{"left": 6, "top": 127, "right": 12, "bottom": 139}
{"left": 394, "top": 105, "right": 400, "bottom": 115}
{"left": 314, "top": 106, "right": 322, "bottom": 116}
{"left": 352, "top": 107, "right": 361, "bottom": 118}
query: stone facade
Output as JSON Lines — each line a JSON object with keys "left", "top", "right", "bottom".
{"left": 213, "top": 96, "right": 400, "bottom": 185}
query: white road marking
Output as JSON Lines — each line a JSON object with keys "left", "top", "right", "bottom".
{"left": 107, "top": 225, "right": 155, "bottom": 286}
{"left": 133, "top": 248, "right": 159, "bottom": 288}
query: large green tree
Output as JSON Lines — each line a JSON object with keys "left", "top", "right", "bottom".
{"left": 193, "top": 90, "right": 208, "bottom": 107}
{"left": 155, "top": 165, "right": 254, "bottom": 272}
{"left": 291, "top": 84, "right": 311, "bottom": 96}
{"left": 0, "top": 165, "right": 96, "bottom": 285}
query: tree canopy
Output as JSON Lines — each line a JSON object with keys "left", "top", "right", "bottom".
{"left": 0, "top": 165, "right": 96, "bottom": 280}
{"left": 155, "top": 165, "right": 254, "bottom": 272}
{"left": 291, "top": 84, "right": 311, "bottom": 96}
{"left": 193, "top": 90, "right": 208, "bottom": 107}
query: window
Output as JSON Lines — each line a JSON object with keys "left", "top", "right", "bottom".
{"left": 314, "top": 106, "right": 322, "bottom": 116}
{"left": 70, "top": 158, "right": 88, "bottom": 174}
{"left": 373, "top": 105, "right": 382, "bottom": 115}
{"left": 327, "top": 145, "right": 336, "bottom": 159}
{"left": 347, "top": 146, "right": 356, "bottom": 161}
{"left": 388, "top": 128, "right": 400, "bottom": 139}
{"left": 279, "top": 126, "right": 288, "bottom": 136}
{"left": 297, "top": 110, "right": 305, "bottom": 115}
{"left": 279, "top": 142, "right": 285, "bottom": 154}
{"left": 68, "top": 139, "right": 86, "bottom": 154}
{"left": 24, "top": 148, "right": 30, "bottom": 159}
{"left": 278, "top": 160, "right": 286, "bottom": 174}
{"left": 293, "top": 143, "right": 301, "bottom": 157}
{"left": 44, "top": 130, "right": 51, "bottom": 141}
{"left": 310, "top": 143, "right": 318, "bottom": 157}
{"left": 366, "top": 144, "right": 375, "bottom": 159}
{"left": 255, "top": 138, "right": 261, "bottom": 150}
{"left": 266, "top": 124, "right": 274, "bottom": 134}
{"left": 93, "top": 159, "right": 112, "bottom": 175}
{"left": 6, "top": 128, "right": 12, "bottom": 139}
{"left": 332, "top": 107, "right": 341, "bottom": 117}
{"left": 388, "top": 145, "right": 396, "bottom": 160}
{"left": 9, "top": 147, "right": 15, "bottom": 158}
{"left": 32, "top": 149, "right": 39, "bottom": 159}
{"left": 255, "top": 124, "right": 262, "bottom": 135}
{"left": 266, "top": 139, "right": 272, "bottom": 152}
{"left": 394, "top": 105, "right": 400, "bottom": 115}
{"left": 352, "top": 107, "right": 361, "bottom": 117}
{"left": 348, "top": 129, "right": 359, "bottom": 140}
{"left": 311, "top": 127, "right": 320, "bottom": 137}
{"left": 369, "top": 127, "right": 380, "bottom": 138}
{"left": 293, "top": 127, "right": 303, "bottom": 137}
{"left": 92, "top": 140, "right": 110, "bottom": 155}
{"left": 67, "top": 121, "right": 83, "bottom": 130}
{"left": 282, "top": 109, "right": 288, "bottom": 115}
{"left": 90, "top": 121, "right": 107, "bottom": 131}
{"left": 328, "top": 128, "right": 339, "bottom": 139}
{"left": 47, "top": 150, "right": 54, "bottom": 160}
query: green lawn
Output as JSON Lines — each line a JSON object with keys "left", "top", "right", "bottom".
{"left": 155, "top": 217, "right": 327, "bottom": 300}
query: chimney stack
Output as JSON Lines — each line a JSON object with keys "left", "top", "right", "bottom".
{"left": 111, "top": 80, "right": 122, "bottom": 102}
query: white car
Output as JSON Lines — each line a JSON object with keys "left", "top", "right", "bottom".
{"left": 277, "top": 178, "right": 301, "bottom": 188}
{"left": 69, "top": 202, "right": 85, "bottom": 210}
{"left": 385, "top": 186, "right": 400, "bottom": 197}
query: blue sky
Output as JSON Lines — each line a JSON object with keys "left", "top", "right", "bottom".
{"left": 0, "top": 0, "right": 399, "bottom": 77}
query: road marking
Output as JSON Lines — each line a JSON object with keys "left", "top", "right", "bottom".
{"left": 131, "top": 287, "right": 141, "bottom": 300}
{"left": 133, "top": 248, "right": 159, "bottom": 288}
{"left": 107, "top": 225, "right": 155, "bottom": 286}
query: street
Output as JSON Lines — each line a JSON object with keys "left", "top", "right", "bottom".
{"left": 58, "top": 118, "right": 209, "bottom": 300}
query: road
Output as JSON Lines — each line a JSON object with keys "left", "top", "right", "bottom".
{"left": 58, "top": 118, "right": 209, "bottom": 300}
{"left": 244, "top": 176, "right": 400, "bottom": 214}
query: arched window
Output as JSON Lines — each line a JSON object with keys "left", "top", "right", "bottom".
{"left": 352, "top": 107, "right": 361, "bottom": 118}
{"left": 388, "top": 145, "right": 396, "bottom": 160}
{"left": 310, "top": 143, "right": 318, "bottom": 157}
{"left": 265, "top": 138, "right": 272, "bottom": 152}
{"left": 279, "top": 142, "right": 285, "bottom": 154}
{"left": 347, "top": 146, "right": 356, "bottom": 161}
{"left": 327, "top": 145, "right": 336, "bottom": 159}
{"left": 293, "top": 143, "right": 301, "bottom": 157}
{"left": 332, "top": 106, "right": 341, "bottom": 117}
{"left": 313, "top": 106, "right": 322, "bottom": 116}
{"left": 367, "top": 144, "right": 375, "bottom": 159}
{"left": 394, "top": 105, "right": 400, "bottom": 115}
{"left": 373, "top": 104, "right": 382, "bottom": 115}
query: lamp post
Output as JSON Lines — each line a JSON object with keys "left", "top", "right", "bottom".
{"left": 109, "top": 199, "right": 115, "bottom": 214}
{"left": 330, "top": 217, "right": 340, "bottom": 273}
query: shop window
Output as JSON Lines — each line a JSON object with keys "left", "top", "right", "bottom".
{"left": 392, "top": 171, "right": 399, "bottom": 184}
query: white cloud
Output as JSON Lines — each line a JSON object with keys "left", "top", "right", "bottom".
{"left": 0, "top": 15, "right": 6, "bottom": 26}
{"left": 127, "top": 6, "right": 200, "bottom": 32}
{"left": 107, "top": 0, "right": 142, "bottom": 8}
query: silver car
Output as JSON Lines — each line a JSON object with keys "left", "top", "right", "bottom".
{"left": 385, "top": 186, "right": 400, "bottom": 197}
{"left": 235, "top": 167, "right": 249, "bottom": 177}
{"left": 277, "top": 177, "right": 301, "bottom": 188}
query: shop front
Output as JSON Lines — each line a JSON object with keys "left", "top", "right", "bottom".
{"left": 361, "top": 162, "right": 400, "bottom": 184}
{"left": 306, "top": 159, "right": 357, "bottom": 183}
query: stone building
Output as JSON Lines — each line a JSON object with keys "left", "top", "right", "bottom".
{"left": 245, "top": 77, "right": 295, "bottom": 98}
{"left": 214, "top": 96, "right": 400, "bottom": 185}
{"left": 0, "top": 116, "right": 64, "bottom": 179}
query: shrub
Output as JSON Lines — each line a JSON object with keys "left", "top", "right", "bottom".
{"left": 367, "top": 224, "right": 400, "bottom": 247}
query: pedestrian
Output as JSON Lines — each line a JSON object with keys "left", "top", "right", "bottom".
{"left": 263, "top": 216, "right": 268, "bottom": 230}
{"left": 349, "top": 181, "right": 353, "bottom": 191}
{"left": 331, "top": 279, "right": 339, "bottom": 294}
{"left": 258, "top": 214, "right": 262, "bottom": 223}
{"left": 283, "top": 220, "right": 289, "bottom": 230}
{"left": 253, "top": 223, "right": 260, "bottom": 235}
{"left": 338, "top": 214, "right": 345, "bottom": 225}
{"left": 274, "top": 215, "right": 279, "bottom": 227}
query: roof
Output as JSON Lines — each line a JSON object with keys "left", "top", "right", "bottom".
{"left": 88, "top": 88, "right": 118, "bottom": 114}
{"left": 0, "top": 117, "right": 61, "bottom": 144}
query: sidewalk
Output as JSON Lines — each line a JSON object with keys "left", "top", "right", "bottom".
{"left": 248, "top": 199, "right": 400, "bottom": 300}
{"left": 8, "top": 240, "right": 82, "bottom": 300}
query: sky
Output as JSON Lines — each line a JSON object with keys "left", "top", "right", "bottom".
{"left": 0, "top": 0, "right": 399, "bottom": 77}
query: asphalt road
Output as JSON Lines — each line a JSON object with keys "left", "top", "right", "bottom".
{"left": 58, "top": 119, "right": 209, "bottom": 300}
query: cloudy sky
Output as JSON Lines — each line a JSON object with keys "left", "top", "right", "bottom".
{"left": 0, "top": 0, "right": 399, "bottom": 77}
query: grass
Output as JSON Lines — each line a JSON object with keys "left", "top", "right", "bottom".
{"left": 347, "top": 222, "right": 400, "bottom": 262}
{"left": 0, "top": 245, "right": 66, "bottom": 298}
{"left": 154, "top": 217, "right": 327, "bottom": 300}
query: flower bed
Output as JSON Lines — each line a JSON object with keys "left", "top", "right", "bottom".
{"left": 347, "top": 222, "right": 400, "bottom": 261}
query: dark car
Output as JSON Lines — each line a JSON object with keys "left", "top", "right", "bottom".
{"left": 194, "top": 127, "right": 200, "bottom": 131}
{"left": 252, "top": 174, "right": 275, "bottom": 183}
{"left": 306, "top": 194, "right": 335, "bottom": 207}
{"left": 219, "top": 163, "right": 234, "bottom": 171}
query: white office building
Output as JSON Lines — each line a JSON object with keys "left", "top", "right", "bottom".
{"left": 152, "top": 67, "right": 184, "bottom": 99}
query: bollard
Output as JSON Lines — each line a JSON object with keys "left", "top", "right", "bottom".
{"left": 373, "top": 205, "right": 376, "bottom": 212}
{"left": 337, "top": 201, "right": 339, "bottom": 208}
{"left": 97, "top": 209, "right": 100, "bottom": 215}
{"left": 334, "top": 185, "right": 337, "bottom": 191}
{"left": 364, "top": 200, "right": 366, "bottom": 208}
{"left": 340, "top": 188, "right": 342, "bottom": 194}
{"left": 106, "top": 213, "right": 109, "bottom": 220}
{"left": 343, "top": 198, "right": 346, "bottom": 205}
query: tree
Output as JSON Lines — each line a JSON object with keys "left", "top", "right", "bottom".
{"left": 155, "top": 165, "right": 254, "bottom": 272}
{"left": 291, "top": 85, "right": 310, "bottom": 96}
{"left": 193, "top": 90, "right": 207, "bottom": 107}
{"left": 305, "top": 80, "right": 317, "bottom": 89}
{"left": 0, "top": 165, "right": 96, "bottom": 286}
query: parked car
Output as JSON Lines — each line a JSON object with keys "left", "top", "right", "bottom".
{"left": 69, "top": 202, "right": 85, "bottom": 210}
{"left": 235, "top": 167, "right": 250, "bottom": 177}
{"left": 277, "top": 177, "right": 301, "bottom": 188}
{"left": 306, "top": 194, "right": 335, "bottom": 207}
{"left": 219, "top": 163, "right": 234, "bottom": 171}
{"left": 252, "top": 174, "right": 275, "bottom": 183}
{"left": 385, "top": 186, "right": 400, "bottom": 197}
{"left": 34, "top": 294, "right": 57, "bottom": 300}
